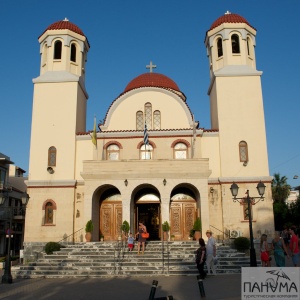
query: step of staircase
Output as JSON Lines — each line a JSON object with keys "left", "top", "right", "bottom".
{"left": 12, "top": 241, "right": 256, "bottom": 278}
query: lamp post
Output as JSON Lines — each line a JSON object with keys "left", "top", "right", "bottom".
{"left": 0, "top": 192, "right": 29, "bottom": 284}
{"left": 229, "top": 181, "right": 266, "bottom": 267}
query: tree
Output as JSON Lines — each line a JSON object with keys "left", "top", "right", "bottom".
{"left": 272, "top": 173, "right": 291, "bottom": 231}
{"left": 271, "top": 173, "right": 291, "bottom": 203}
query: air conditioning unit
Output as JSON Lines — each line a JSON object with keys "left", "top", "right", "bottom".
{"left": 229, "top": 230, "right": 241, "bottom": 239}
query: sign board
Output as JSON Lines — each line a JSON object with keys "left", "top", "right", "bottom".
{"left": 242, "top": 267, "right": 300, "bottom": 300}
{"left": 20, "top": 249, "right": 24, "bottom": 258}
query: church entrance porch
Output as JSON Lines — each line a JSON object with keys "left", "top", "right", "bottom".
{"left": 135, "top": 203, "right": 160, "bottom": 240}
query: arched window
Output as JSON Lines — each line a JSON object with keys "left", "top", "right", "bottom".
{"left": 217, "top": 38, "right": 223, "bottom": 57}
{"left": 239, "top": 141, "right": 248, "bottom": 162}
{"left": 145, "top": 102, "right": 152, "bottom": 129}
{"left": 107, "top": 144, "right": 120, "bottom": 160}
{"left": 54, "top": 40, "right": 62, "bottom": 59}
{"left": 48, "top": 146, "right": 57, "bottom": 166}
{"left": 246, "top": 36, "right": 254, "bottom": 58}
{"left": 45, "top": 202, "right": 54, "bottom": 224}
{"left": 140, "top": 144, "right": 153, "bottom": 160}
{"left": 42, "top": 43, "right": 47, "bottom": 66}
{"left": 174, "top": 142, "right": 187, "bottom": 159}
{"left": 136, "top": 111, "right": 143, "bottom": 130}
{"left": 70, "top": 43, "right": 76, "bottom": 62}
{"left": 153, "top": 110, "right": 161, "bottom": 130}
{"left": 231, "top": 34, "right": 240, "bottom": 54}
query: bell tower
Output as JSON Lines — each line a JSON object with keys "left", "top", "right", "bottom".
{"left": 28, "top": 18, "right": 90, "bottom": 181}
{"left": 205, "top": 12, "right": 269, "bottom": 177}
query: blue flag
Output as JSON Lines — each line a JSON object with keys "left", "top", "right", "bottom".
{"left": 143, "top": 123, "right": 149, "bottom": 145}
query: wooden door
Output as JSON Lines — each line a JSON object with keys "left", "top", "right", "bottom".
{"left": 170, "top": 202, "right": 196, "bottom": 240}
{"left": 100, "top": 201, "right": 122, "bottom": 240}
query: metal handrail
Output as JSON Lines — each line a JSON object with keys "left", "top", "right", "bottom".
{"left": 57, "top": 228, "right": 84, "bottom": 244}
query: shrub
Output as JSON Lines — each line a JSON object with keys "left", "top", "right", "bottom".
{"left": 193, "top": 217, "right": 201, "bottom": 231}
{"left": 85, "top": 220, "right": 94, "bottom": 233}
{"left": 162, "top": 221, "right": 170, "bottom": 232}
{"left": 121, "top": 220, "right": 130, "bottom": 233}
{"left": 233, "top": 237, "right": 250, "bottom": 252}
{"left": 45, "top": 242, "right": 64, "bottom": 255}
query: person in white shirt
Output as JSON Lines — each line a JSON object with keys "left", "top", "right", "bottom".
{"left": 206, "top": 229, "right": 216, "bottom": 275}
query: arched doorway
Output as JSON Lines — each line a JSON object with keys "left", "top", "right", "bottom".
{"left": 170, "top": 187, "right": 198, "bottom": 240}
{"left": 134, "top": 189, "right": 161, "bottom": 240}
{"left": 99, "top": 188, "right": 122, "bottom": 241}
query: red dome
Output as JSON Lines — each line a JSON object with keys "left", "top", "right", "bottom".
{"left": 209, "top": 12, "right": 254, "bottom": 31}
{"left": 124, "top": 73, "right": 180, "bottom": 93}
{"left": 39, "top": 18, "right": 85, "bottom": 38}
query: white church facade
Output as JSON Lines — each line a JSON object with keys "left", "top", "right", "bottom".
{"left": 24, "top": 12, "right": 274, "bottom": 247}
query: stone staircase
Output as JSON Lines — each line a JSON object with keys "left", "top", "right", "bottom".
{"left": 12, "top": 241, "right": 255, "bottom": 278}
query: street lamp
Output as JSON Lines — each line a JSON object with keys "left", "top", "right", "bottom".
{"left": 229, "top": 181, "right": 266, "bottom": 267}
{"left": 0, "top": 192, "right": 29, "bottom": 284}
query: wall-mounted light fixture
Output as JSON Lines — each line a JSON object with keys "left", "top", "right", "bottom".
{"left": 124, "top": 179, "right": 128, "bottom": 187}
{"left": 47, "top": 167, "right": 54, "bottom": 174}
{"left": 163, "top": 179, "right": 167, "bottom": 186}
{"left": 210, "top": 187, "right": 214, "bottom": 193}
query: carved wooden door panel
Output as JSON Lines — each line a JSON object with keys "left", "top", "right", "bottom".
{"left": 170, "top": 203, "right": 182, "bottom": 237}
{"left": 170, "top": 202, "right": 196, "bottom": 240}
{"left": 100, "top": 201, "right": 122, "bottom": 241}
{"left": 183, "top": 203, "right": 196, "bottom": 240}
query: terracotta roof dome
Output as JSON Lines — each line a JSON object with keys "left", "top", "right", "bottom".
{"left": 209, "top": 12, "right": 255, "bottom": 31}
{"left": 39, "top": 18, "right": 86, "bottom": 38}
{"left": 124, "top": 73, "right": 180, "bottom": 93}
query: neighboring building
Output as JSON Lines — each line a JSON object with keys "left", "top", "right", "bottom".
{"left": 24, "top": 12, "right": 274, "bottom": 250}
{"left": 286, "top": 189, "right": 299, "bottom": 204}
{"left": 0, "top": 153, "right": 28, "bottom": 256}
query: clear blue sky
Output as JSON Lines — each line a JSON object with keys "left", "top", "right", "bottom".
{"left": 1, "top": 1, "right": 300, "bottom": 187}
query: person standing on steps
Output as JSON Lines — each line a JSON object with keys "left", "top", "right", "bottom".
{"left": 196, "top": 238, "right": 207, "bottom": 279}
{"left": 127, "top": 233, "right": 135, "bottom": 252}
{"left": 135, "top": 221, "right": 147, "bottom": 254}
{"left": 205, "top": 229, "right": 216, "bottom": 275}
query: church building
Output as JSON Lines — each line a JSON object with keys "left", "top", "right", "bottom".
{"left": 24, "top": 12, "right": 274, "bottom": 248}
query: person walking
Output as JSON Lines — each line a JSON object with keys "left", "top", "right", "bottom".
{"left": 260, "top": 234, "right": 270, "bottom": 267}
{"left": 196, "top": 238, "right": 207, "bottom": 279}
{"left": 205, "top": 229, "right": 216, "bottom": 275}
{"left": 135, "top": 222, "right": 147, "bottom": 255}
{"left": 272, "top": 231, "right": 289, "bottom": 267}
{"left": 288, "top": 226, "right": 299, "bottom": 267}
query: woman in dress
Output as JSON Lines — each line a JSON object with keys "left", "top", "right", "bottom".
{"left": 135, "top": 221, "right": 147, "bottom": 254}
{"left": 260, "top": 234, "right": 270, "bottom": 267}
{"left": 272, "top": 231, "right": 289, "bottom": 267}
{"left": 196, "top": 238, "right": 207, "bottom": 279}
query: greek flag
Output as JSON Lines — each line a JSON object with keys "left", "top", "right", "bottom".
{"left": 143, "top": 123, "right": 149, "bottom": 145}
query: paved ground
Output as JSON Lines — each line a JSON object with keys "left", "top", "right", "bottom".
{"left": 0, "top": 273, "right": 241, "bottom": 300}
{"left": 0, "top": 256, "right": 296, "bottom": 300}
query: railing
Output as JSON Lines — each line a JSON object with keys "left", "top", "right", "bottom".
{"left": 162, "top": 235, "right": 170, "bottom": 275}
{"left": 0, "top": 181, "right": 12, "bottom": 192}
{"left": 114, "top": 238, "right": 126, "bottom": 275}
{"left": 57, "top": 228, "right": 84, "bottom": 245}
{"left": 209, "top": 225, "right": 230, "bottom": 244}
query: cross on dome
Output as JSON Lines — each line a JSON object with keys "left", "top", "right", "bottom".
{"left": 146, "top": 61, "right": 157, "bottom": 73}
{"left": 225, "top": 11, "right": 231, "bottom": 15}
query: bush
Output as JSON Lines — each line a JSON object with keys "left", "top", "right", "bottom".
{"left": 85, "top": 220, "right": 94, "bottom": 233}
{"left": 162, "top": 221, "right": 170, "bottom": 232}
{"left": 121, "top": 220, "right": 130, "bottom": 233}
{"left": 233, "top": 237, "right": 250, "bottom": 252}
{"left": 45, "top": 242, "right": 64, "bottom": 255}
{"left": 193, "top": 217, "right": 201, "bottom": 231}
